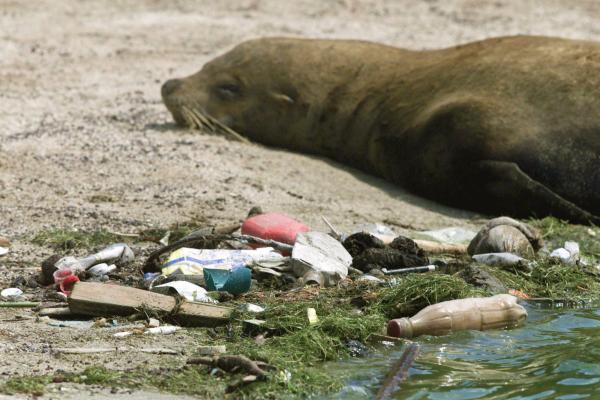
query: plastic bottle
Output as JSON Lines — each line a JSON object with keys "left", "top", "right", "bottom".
{"left": 54, "top": 243, "right": 134, "bottom": 273}
{"left": 387, "top": 294, "right": 527, "bottom": 338}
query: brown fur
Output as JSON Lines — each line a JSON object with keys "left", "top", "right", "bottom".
{"left": 162, "top": 36, "right": 600, "bottom": 224}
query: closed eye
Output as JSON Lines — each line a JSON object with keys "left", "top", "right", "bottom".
{"left": 215, "top": 83, "right": 242, "bottom": 100}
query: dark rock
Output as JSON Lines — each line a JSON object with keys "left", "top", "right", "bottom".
{"left": 10, "top": 275, "right": 27, "bottom": 288}
{"left": 38, "top": 254, "right": 61, "bottom": 286}
{"left": 352, "top": 246, "right": 428, "bottom": 273}
{"left": 247, "top": 206, "right": 264, "bottom": 218}
{"left": 343, "top": 232, "right": 385, "bottom": 258}
{"left": 389, "top": 236, "right": 428, "bottom": 259}
{"left": 457, "top": 265, "right": 507, "bottom": 294}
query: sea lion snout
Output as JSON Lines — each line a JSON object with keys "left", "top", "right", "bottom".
{"left": 161, "top": 78, "right": 183, "bottom": 98}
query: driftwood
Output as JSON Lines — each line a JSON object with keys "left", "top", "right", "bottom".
{"left": 68, "top": 282, "right": 232, "bottom": 327}
{"left": 413, "top": 239, "right": 467, "bottom": 255}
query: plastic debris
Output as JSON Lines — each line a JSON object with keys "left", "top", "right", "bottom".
{"left": 241, "top": 212, "right": 310, "bottom": 249}
{"left": 414, "top": 227, "right": 477, "bottom": 244}
{"left": 145, "top": 325, "right": 180, "bottom": 335}
{"left": 550, "top": 241, "right": 580, "bottom": 265}
{"left": 54, "top": 243, "right": 134, "bottom": 273}
{"left": 0, "top": 247, "right": 8, "bottom": 257}
{"left": 147, "top": 318, "right": 160, "bottom": 328}
{"left": 307, "top": 308, "right": 318, "bottom": 325}
{"left": 87, "top": 263, "right": 117, "bottom": 277}
{"left": 161, "top": 247, "right": 284, "bottom": 277}
{"left": 1, "top": 288, "right": 23, "bottom": 300}
{"left": 355, "top": 275, "right": 385, "bottom": 284}
{"left": 46, "top": 319, "right": 95, "bottom": 329}
{"left": 238, "top": 303, "right": 265, "bottom": 313}
{"left": 509, "top": 289, "right": 530, "bottom": 300}
{"left": 204, "top": 267, "right": 252, "bottom": 295}
{"left": 387, "top": 294, "right": 527, "bottom": 338}
{"left": 468, "top": 217, "right": 543, "bottom": 257}
{"left": 341, "top": 223, "right": 397, "bottom": 244}
{"left": 159, "top": 231, "right": 170, "bottom": 246}
{"left": 381, "top": 265, "right": 436, "bottom": 275}
{"left": 113, "top": 325, "right": 181, "bottom": 338}
{"left": 291, "top": 231, "right": 350, "bottom": 287}
{"left": 53, "top": 268, "right": 80, "bottom": 295}
{"left": 151, "top": 280, "right": 218, "bottom": 303}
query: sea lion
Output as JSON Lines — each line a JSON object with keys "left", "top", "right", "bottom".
{"left": 161, "top": 36, "right": 600, "bottom": 224}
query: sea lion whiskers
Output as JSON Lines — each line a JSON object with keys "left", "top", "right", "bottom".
{"left": 179, "top": 106, "right": 197, "bottom": 128}
{"left": 186, "top": 105, "right": 250, "bottom": 143}
{"left": 182, "top": 105, "right": 211, "bottom": 132}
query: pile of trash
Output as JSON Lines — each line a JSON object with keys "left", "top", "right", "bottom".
{"left": 1, "top": 211, "right": 599, "bottom": 395}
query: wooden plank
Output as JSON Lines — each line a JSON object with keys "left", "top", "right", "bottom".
{"left": 178, "top": 301, "right": 232, "bottom": 326}
{"left": 68, "top": 282, "right": 232, "bottom": 327}
{"left": 69, "top": 282, "right": 176, "bottom": 316}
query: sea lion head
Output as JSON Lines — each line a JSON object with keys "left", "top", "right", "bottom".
{"left": 161, "top": 38, "right": 306, "bottom": 147}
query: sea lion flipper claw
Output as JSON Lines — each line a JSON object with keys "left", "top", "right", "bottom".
{"left": 477, "top": 160, "right": 599, "bottom": 225}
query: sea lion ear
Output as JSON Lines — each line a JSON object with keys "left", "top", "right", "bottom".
{"left": 270, "top": 92, "right": 295, "bottom": 104}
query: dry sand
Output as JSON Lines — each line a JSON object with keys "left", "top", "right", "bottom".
{"left": 1, "top": 0, "right": 599, "bottom": 397}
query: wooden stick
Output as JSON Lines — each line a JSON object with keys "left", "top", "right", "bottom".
{"left": 376, "top": 342, "right": 420, "bottom": 400}
{"left": 235, "top": 234, "right": 294, "bottom": 253}
{"left": 413, "top": 239, "right": 467, "bottom": 255}
{"left": 54, "top": 347, "right": 178, "bottom": 355}
{"left": 107, "top": 231, "right": 140, "bottom": 238}
{"left": 38, "top": 307, "right": 73, "bottom": 317}
{"left": 0, "top": 302, "right": 40, "bottom": 308}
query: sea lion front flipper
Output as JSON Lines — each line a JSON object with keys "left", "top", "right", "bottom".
{"left": 476, "top": 160, "right": 600, "bottom": 225}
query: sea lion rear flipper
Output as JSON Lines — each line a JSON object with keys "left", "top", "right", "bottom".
{"left": 476, "top": 160, "right": 600, "bottom": 225}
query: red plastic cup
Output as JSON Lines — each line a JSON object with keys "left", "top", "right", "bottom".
{"left": 53, "top": 268, "right": 80, "bottom": 296}
{"left": 241, "top": 213, "right": 309, "bottom": 254}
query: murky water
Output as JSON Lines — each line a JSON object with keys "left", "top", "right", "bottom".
{"left": 327, "top": 306, "right": 600, "bottom": 399}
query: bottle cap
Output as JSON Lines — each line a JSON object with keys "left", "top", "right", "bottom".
{"left": 387, "top": 318, "right": 413, "bottom": 338}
